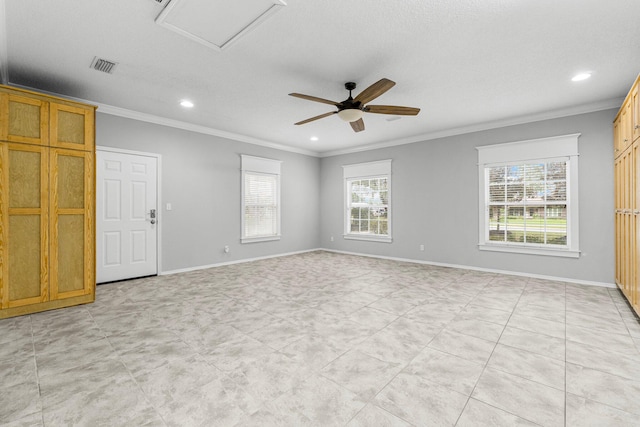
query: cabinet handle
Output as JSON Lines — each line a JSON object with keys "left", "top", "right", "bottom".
{"left": 635, "top": 210, "right": 640, "bottom": 215}
{"left": 635, "top": 125, "right": 640, "bottom": 129}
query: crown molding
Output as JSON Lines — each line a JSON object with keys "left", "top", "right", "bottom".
{"left": 95, "top": 103, "right": 320, "bottom": 157}
{"left": 7, "top": 82, "right": 621, "bottom": 159}
{"left": 8, "top": 83, "right": 321, "bottom": 157}
{"left": 319, "top": 97, "right": 622, "bottom": 157}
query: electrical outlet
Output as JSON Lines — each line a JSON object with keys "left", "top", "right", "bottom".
{"left": 166, "top": 203, "right": 172, "bottom": 211}
{"left": 420, "top": 244, "right": 425, "bottom": 251}
{"left": 330, "top": 236, "right": 334, "bottom": 242}
{"left": 224, "top": 245, "right": 230, "bottom": 253}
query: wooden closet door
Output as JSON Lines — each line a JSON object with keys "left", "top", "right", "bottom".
{"left": 632, "top": 84, "right": 639, "bottom": 143}
{"left": 50, "top": 148, "right": 94, "bottom": 300}
{"left": 633, "top": 141, "right": 639, "bottom": 311}
{"left": 622, "top": 146, "right": 635, "bottom": 299}
{"left": 615, "top": 155, "right": 622, "bottom": 286}
{"left": 0, "top": 93, "right": 49, "bottom": 146}
{"left": 0, "top": 143, "right": 49, "bottom": 308}
{"left": 622, "top": 146, "right": 636, "bottom": 302}
{"left": 50, "top": 103, "right": 94, "bottom": 151}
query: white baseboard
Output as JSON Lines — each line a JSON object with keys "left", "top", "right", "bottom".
{"left": 159, "top": 248, "right": 323, "bottom": 276}
{"left": 160, "top": 247, "right": 616, "bottom": 289}
{"left": 320, "top": 248, "right": 616, "bottom": 289}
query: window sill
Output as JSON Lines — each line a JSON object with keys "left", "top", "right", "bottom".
{"left": 241, "top": 235, "right": 281, "bottom": 244}
{"left": 478, "top": 243, "right": 580, "bottom": 258}
{"left": 344, "top": 234, "right": 392, "bottom": 243}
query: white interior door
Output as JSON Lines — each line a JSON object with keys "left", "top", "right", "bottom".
{"left": 97, "top": 149, "right": 158, "bottom": 283}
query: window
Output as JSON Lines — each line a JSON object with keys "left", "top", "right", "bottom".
{"left": 241, "top": 155, "right": 281, "bottom": 243}
{"left": 343, "top": 159, "right": 392, "bottom": 242}
{"left": 477, "top": 134, "right": 580, "bottom": 257}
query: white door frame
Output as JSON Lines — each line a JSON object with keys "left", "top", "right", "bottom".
{"left": 96, "top": 146, "right": 162, "bottom": 278}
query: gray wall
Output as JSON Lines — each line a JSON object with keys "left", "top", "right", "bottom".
{"left": 96, "top": 113, "right": 321, "bottom": 272}
{"left": 319, "top": 109, "right": 617, "bottom": 284}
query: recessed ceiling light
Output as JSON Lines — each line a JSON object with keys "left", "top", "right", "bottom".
{"left": 571, "top": 73, "right": 591, "bottom": 82}
{"left": 180, "top": 100, "right": 194, "bottom": 108}
{"left": 310, "top": 136, "right": 319, "bottom": 141}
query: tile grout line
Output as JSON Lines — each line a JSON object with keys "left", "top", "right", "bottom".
{"left": 564, "top": 281, "right": 568, "bottom": 427}
{"left": 454, "top": 275, "right": 545, "bottom": 426}
{"left": 29, "top": 314, "right": 47, "bottom": 427}
{"left": 87, "top": 307, "right": 170, "bottom": 427}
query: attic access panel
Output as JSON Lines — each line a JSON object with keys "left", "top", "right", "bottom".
{"left": 155, "top": 0, "right": 286, "bottom": 51}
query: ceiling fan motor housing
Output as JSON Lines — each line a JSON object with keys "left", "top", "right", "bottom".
{"left": 340, "top": 82, "right": 362, "bottom": 112}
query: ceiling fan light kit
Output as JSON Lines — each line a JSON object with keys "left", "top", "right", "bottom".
{"left": 337, "top": 108, "right": 364, "bottom": 122}
{"left": 289, "top": 78, "right": 420, "bottom": 133}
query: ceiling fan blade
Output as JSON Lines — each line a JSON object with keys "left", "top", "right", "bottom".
{"left": 294, "top": 111, "right": 337, "bottom": 125}
{"left": 289, "top": 93, "right": 340, "bottom": 107}
{"left": 350, "top": 118, "right": 365, "bottom": 132}
{"left": 364, "top": 105, "right": 420, "bottom": 116}
{"left": 353, "top": 78, "right": 396, "bottom": 104}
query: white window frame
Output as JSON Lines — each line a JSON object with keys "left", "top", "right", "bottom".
{"left": 477, "top": 133, "right": 580, "bottom": 258}
{"left": 241, "top": 155, "right": 281, "bottom": 243}
{"left": 343, "top": 159, "right": 392, "bottom": 243}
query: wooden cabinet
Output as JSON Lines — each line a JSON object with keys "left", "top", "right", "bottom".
{"left": 0, "top": 85, "right": 95, "bottom": 319}
{"left": 614, "top": 75, "right": 640, "bottom": 317}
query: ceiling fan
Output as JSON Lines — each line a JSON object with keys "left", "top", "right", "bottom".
{"left": 289, "top": 78, "right": 420, "bottom": 133}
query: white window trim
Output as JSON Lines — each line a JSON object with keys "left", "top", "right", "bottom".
{"left": 477, "top": 134, "right": 580, "bottom": 258}
{"left": 241, "top": 155, "right": 282, "bottom": 244}
{"left": 343, "top": 159, "right": 392, "bottom": 243}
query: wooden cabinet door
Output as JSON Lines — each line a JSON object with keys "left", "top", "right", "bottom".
{"left": 0, "top": 93, "right": 49, "bottom": 146}
{"left": 632, "top": 84, "right": 640, "bottom": 143}
{"left": 633, "top": 141, "right": 639, "bottom": 311}
{"left": 0, "top": 143, "right": 49, "bottom": 309}
{"left": 615, "top": 155, "right": 622, "bottom": 285}
{"left": 622, "top": 145, "right": 635, "bottom": 299}
{"left": 621, "top": 100, "right": 633, "bottom": 152}
{"left": 614, "top": 116, "right": 622, "bottom": 158}
{"left": 49, "top": 148, "right": 94, "bottom": 300}
{"left": 50, "top": 103, "right": 94, "bottom": 151}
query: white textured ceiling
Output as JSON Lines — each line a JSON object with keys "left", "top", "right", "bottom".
{"left": 3, "top": 0, "right": 640, "bottom": 156}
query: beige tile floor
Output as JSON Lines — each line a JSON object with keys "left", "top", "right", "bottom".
{"left": 1, "top": 251, "right": 640, "bottom": 426}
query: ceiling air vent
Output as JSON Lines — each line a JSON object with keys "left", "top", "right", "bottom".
{"left": 90, "top": 57, "right": 118, "bottom": 74}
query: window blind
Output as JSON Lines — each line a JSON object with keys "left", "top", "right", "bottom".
{"left": 241, "top": 155, "right": 281, "bottom": 242}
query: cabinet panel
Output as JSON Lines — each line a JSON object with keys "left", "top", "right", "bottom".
{"left": 49, "top": 149, "right": 94, "bottom": 300}
{"left": 8, "top": 215, "right": 42, "bottom": 302}
{"left": 0, "top": 93, "right": 49, "bottom": 146}
{"left": 50, "top": 103, "right": 94, "bottom": 151}
{"left": 0, "top": 143, "right": 49, "bottom": 309}
{"left": 9, "top": 148, "right": 42, "bottom": 208}
{"left": 57, "top": 214, "right": 85, "bottom": 294}
{"left": 57, "top": 154, "right": 85, "bottom": 208}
